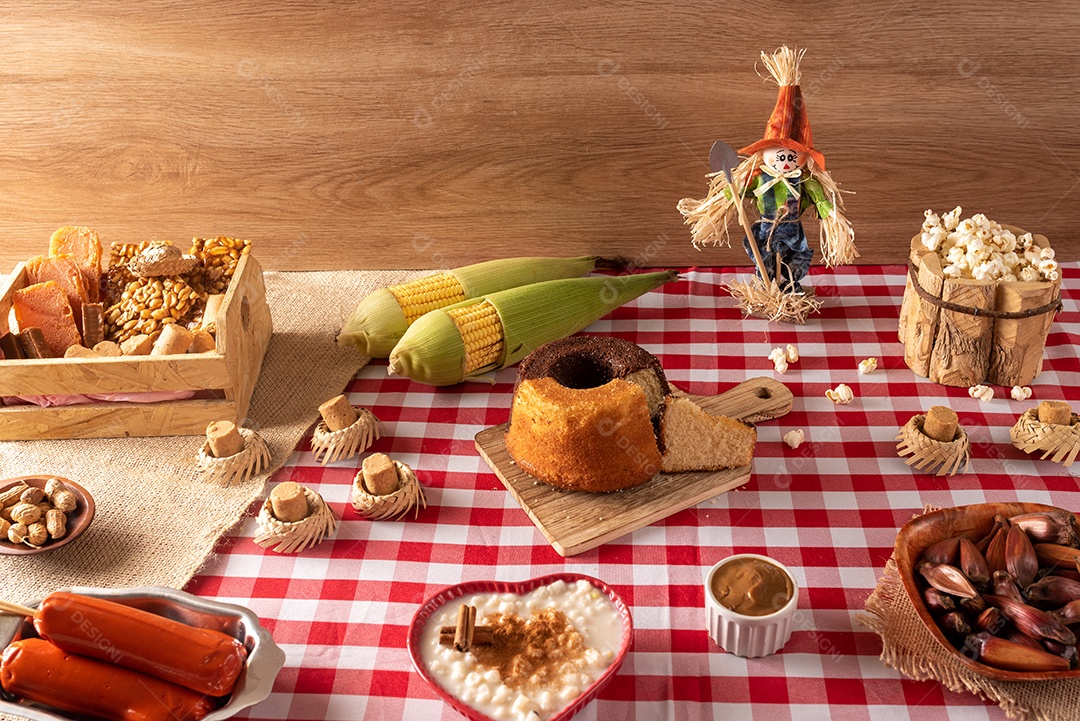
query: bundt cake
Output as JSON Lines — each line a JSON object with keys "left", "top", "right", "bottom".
{"left": 657, "top": 396, "right": 757, "bottom": 472}
{"left": 505, "top": 336, "right": 758, "bottom": 492}
{"left": 505, "top": 336, "right": 670, "bottom": 492}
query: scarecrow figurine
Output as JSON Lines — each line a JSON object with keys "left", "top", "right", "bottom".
{"left": 678, "top": 46, "right": 857, "bottom": 323}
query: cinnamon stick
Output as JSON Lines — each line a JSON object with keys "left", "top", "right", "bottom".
{"left": 453, "top": 604, "right": 476, "bottom": 652}
{"left": 439, "top": 625, "right": 494, "bottom": 647}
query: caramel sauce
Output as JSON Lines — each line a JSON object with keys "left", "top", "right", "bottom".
{"left": 710, "top": 557, "right": 793, "bottom": 616}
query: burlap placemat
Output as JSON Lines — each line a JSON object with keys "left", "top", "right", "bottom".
{"left": 859, "top": 556, "right": 1080, "bottom": 721}
{"left": 0, "top": 268, "right": 420, "bottom": 605}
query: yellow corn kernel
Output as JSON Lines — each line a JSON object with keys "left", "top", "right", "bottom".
{"left": 446, "top": 300, "right": 504, "bottom": 373}
{"left": 387, "top": 273, "right": 467, "bottom": 324}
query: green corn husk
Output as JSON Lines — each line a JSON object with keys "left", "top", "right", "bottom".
{"left": 337, "top": 255, "right": 599, "bottom": 358}
{"left": 388, "top": 270, "right": 679, "bottom": 386}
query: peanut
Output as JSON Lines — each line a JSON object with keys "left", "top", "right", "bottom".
{"left": 0, "top": 507, "right": 13, "bottom": 523}
{"left": 25, "top": 522, "right": 47, "bottom": 546}
{"left": 51, "top": 489, "right": 77, "bottom": 514}
{"left": 0, "top": 484, "right": 29, "bottom": 507}
{"left": 44, "top": 478, "right": 64, "bottom": 497}
{"left": 35, "top": 501, "right": 52, "bottom": 515}
{"left": 0, "top": 519, "right": 10, "bottom": 538}
{"left": 7, "top": 523, "right": 27, "bottom": 544}
{"left": 10, "top": 503, "right": 41, "bottom": 525}
{"left": 20, "top": 487, "right": 44, "bottom": 505}
{"left": 45, "top": 509, "right": 66, "bottom": 540}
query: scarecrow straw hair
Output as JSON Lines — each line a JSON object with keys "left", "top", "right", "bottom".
{"left": 758, "top": 46, "right": 804, "bottom": 86}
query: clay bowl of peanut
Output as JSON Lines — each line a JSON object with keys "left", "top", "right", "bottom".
{"left": 0, "top": 476, "right": 95, "bottom": 556}
{"left": 896, "top": 502, "right": 1080, "bottom": 681}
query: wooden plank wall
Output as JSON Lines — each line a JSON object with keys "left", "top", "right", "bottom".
{"left": 0, "top": 1, "right": 1076, "bottom": 270}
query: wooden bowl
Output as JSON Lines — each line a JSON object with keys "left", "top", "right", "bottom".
{"left": 0, "top": 476, "right": 95, "bottom": 556}
{"left": 895, "top": 501, "right": 1080, "bottom": 681}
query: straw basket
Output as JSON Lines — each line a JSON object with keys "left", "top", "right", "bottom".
{"left": 898, "top": 227, "right": 1061, "bottom": 388}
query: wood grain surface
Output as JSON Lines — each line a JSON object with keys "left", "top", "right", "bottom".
{"left": 0, "top": 1, "right": 1077, "bottom": 270}
{"left": 475, "top": 376, "right": 793, "bottom": 556}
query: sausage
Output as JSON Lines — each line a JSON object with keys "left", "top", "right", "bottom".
{"left": 33, "top": 591, "right": 247, "bottom": 697}
{"left": 0, "top": 638, "right": 214, "bottom": 721}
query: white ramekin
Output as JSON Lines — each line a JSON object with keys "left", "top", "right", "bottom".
{"left": 705, "top": 553, "right": 800, "bottom": 658}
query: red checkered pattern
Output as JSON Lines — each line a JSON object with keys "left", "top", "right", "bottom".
{"left": 187, "top": 264, "right": 1080, "bottom": 721}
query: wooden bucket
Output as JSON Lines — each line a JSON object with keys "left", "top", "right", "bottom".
{"left": 898, "top": 226, "right": 1061, "bottom": 388}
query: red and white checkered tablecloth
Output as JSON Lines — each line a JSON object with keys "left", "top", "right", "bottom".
{"left": 186, "top": 264, "right": 1080, "bottom": 721}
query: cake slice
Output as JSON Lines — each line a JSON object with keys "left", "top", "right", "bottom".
{"left": 12, "top": 281, "right": 82, "bottom": 356}
{"left": 658, "top": 395, "right": 756, "bottom": 472}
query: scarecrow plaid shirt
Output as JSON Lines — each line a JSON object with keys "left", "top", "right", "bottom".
{"left": 728, "top": 166, "right": 833, "bottom": 221}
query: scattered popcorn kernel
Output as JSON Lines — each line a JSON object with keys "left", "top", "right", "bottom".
{"left": 968, "top": 384, "right": 994, "bottom": 402}
{"left": 858, "top": 357, "right": 878, "bottom": 374}
{"left": 1010, "top": 385, "right": 1033, "bottom": 402}
{"left": 825, "top": 384, "right": 854, "bottom": 405}
{"left": 768, "top": 347, "right": 789, "bottom": 374}
{"left": 783, "top": 429, "right": 805, "bottom": 449}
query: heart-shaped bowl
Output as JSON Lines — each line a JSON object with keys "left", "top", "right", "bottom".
{"left": 895, "top": 501, "right": 1080, "bottom": 681}
{"left": 407, "top": 573, "right": 633, "bottom": 721}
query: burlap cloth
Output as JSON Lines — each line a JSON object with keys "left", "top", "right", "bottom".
{"left": 0, "top": 269, "right": 419, "bottom": 605}
{"left": 859, "top": 556, "right": 1080, "bottom": 720}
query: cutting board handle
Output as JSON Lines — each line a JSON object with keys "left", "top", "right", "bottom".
{"left": 680, "top": 376, "right": 793, "bottom": 424}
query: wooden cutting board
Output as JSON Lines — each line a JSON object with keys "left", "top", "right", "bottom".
{"left": 474, "top": 376, "right": 793, "bottom": 557}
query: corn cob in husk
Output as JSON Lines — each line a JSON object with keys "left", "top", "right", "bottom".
{"left": 388, "top": 270, "right": 679, "bottom": 386}
{"left": 337, "top": 255, "right": 600, "bottom": 357}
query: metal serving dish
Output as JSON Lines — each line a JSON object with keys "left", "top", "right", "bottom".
{"left": 0, "top": 585, "right": 285, "bottom": 720}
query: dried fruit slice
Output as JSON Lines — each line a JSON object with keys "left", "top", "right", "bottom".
{"left": 49, "top": 226, "right": 102, "bottom": 302}
{"left": 12, "top": 281, "right": 81, "bottom": 356}
{"left": 25, "top": 255, "right": 88, "bottom": 332}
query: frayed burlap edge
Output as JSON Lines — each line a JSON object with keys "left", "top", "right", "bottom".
{"left": 857, "top": 508, "right": 1080, "bottom": 721}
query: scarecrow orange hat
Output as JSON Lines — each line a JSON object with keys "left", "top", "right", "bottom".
{"left": 739, "top": 48, "right": 826, "bottom": 170}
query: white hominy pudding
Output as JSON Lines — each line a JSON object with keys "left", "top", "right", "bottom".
{"left": 421, "top": 580, "right": 622, "bottom": 721}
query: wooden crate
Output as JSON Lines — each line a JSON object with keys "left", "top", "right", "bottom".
{"left": 898, "top": 226, "right": 1059, "bottom": 388}
{"left": 0, "top": 254, "right": 272, "bottom": 440}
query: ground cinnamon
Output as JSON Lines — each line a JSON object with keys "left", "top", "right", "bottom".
{"left": 471, "top": 607, "right": 585, "bottom": 691}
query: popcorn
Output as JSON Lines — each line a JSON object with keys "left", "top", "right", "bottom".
{"left": 942, "top": 206, "right": 962, "bottom": 231}
{"left": 858, "top": 357, "right": 878, "bottom": 374}
{"left": 825, "top": 384, "right": 854, "bottom": 404}
{"left": 783, "top": 429, "right": 805, "bottom": 449}
{"left": 768, "top": 345, "right": 798, "bottom": 373}
{"left": 920, "top": 208, "right": 1056, "bottom": 282}
{"left": 768, "top": 348, "right": 789, "bottom": 374}
{"left": 1010, "top": 385, "right": 1033, "bottom": 401}
{"left": 968, "top": 384, "right": 994, "bottom": 402}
